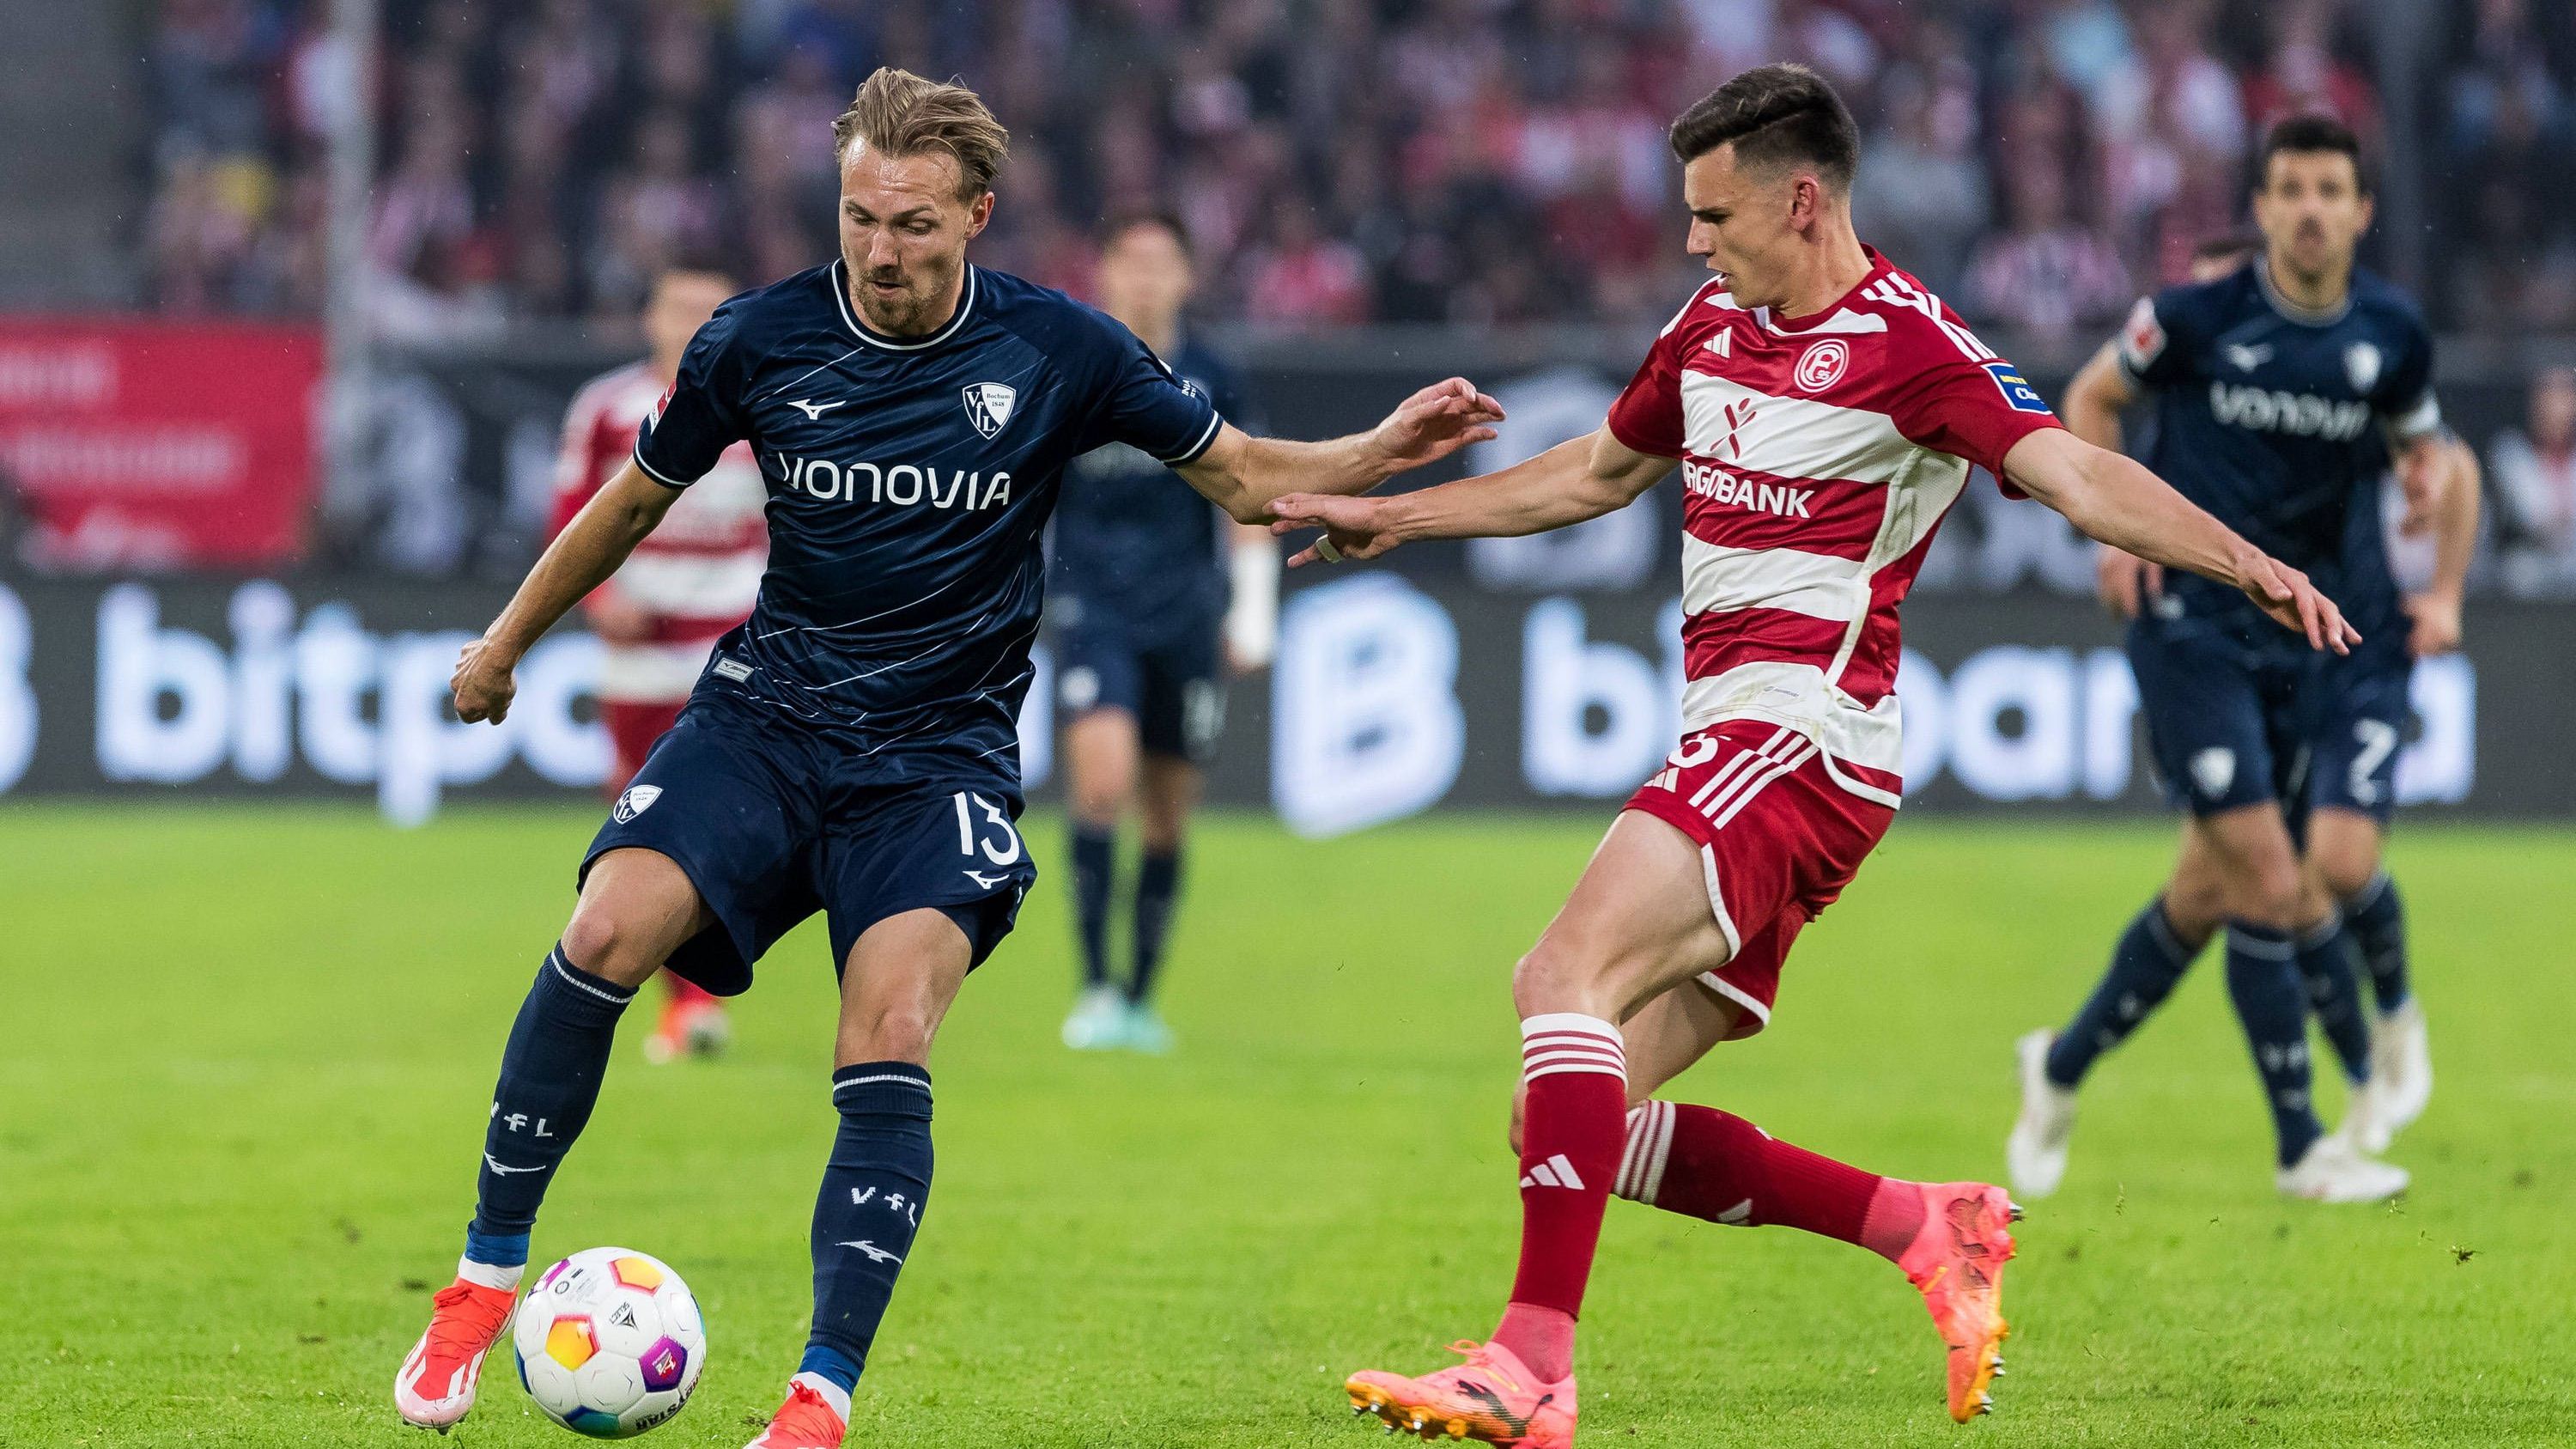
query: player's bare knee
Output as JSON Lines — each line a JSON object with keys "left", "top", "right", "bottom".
{"left": 836, "top": 1002, "right": 938, "bottom": 1066}
{"left": 1511, "top": 944, "right": 1585, "bottom": 1016}
{"left": 2232, "top": 858, "right": 2306, "bottom": 930}
{"left": 2318, "top": 847, "right": 2380, "bottom": 904}
{"left": 2165, "top": 874, "right": 2227, "bottom": 940}
{"left": 559, "top": 904, "right": 659, "bottom": 989}
{"left": 1067, "top": 776, "right": 1128, "bottom": 829}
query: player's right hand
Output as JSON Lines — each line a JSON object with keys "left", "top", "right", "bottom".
{"left": 2233, "top": 546, "right": 2359, "bottom": 655}
{"left": 1267, "top": 493, "right": 1400, "bottom": 568}
{"left": 450, "top": 636, "right": 519, "bottom": 724}
{"left": 2095, "top": 546, "right": 2163, "bottom": 619}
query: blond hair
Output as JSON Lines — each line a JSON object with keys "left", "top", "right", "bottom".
{"left": 831, "top": 67, "right": 1010, "bottom": 198}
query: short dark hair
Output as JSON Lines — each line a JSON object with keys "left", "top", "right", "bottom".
{"left": 2190, "top": 231, "right": 2262, "bottom": 266}
{"left": 2257, "top": 114, "right": 2370, "bottom": 196}
{"left": 1668, "top": 63, "right": 1859, "bottom": 188}
{"left": 1101, "top": 208, "right": 1193, "bottom": 259}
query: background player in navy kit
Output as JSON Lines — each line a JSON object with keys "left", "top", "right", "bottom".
{"left": 2006, "top": 117, "right": 2469, "bottom": 1206}
{"left": 391, "top": 68, "right": 1503, "bottom": 1449}
{"left": 1053, "top": 212, "right": 1276, "bottom": 1055}
{"left": 2083, "top": 234, "right": 2479, "bottom": 1160}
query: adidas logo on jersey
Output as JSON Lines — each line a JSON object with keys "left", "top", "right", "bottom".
{"left": 1680, "top": 460, "right": 1814, "bottom": 518}
{"left": 2206, "top": 382, "right": 2371, "bottom": 441}
{"left": 1520, "top": 1154, "right": 1588, "bottom": 1190}
{"left": 779, "top": 455, "right": 1014, "bottom": 510}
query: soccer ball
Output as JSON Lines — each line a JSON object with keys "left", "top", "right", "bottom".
{"left": 512, "top": 1247, "right": 707, "bottom": 1438}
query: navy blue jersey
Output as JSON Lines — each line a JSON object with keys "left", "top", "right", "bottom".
{"left": 633, "top": 260, "right": 1221, "bottom": 774}
{"left": 1048, "top": 334, "right": 1258, "bottom": 626}
{"left": 2118, "top": 261, "right": 2440, "bottom": 642}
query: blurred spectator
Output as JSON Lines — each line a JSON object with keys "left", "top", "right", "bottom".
{"left": 2491, "top": 368, "right": 2576, "bottom": 599}
{"left": 1964, "top": 120, "right": 2127, "bottom": 341}
{"left": 2435, "top": 0, "right": 2576, "bottom": 330}
{"left": 1241, "top": 197, "right": 1370, "bottom": 328}
{"left": 1852, "top": 36, "right": 1988, "bottom": 295}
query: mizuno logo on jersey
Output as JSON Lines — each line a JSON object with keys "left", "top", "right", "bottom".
{"left": 780, "top": 455, "right": 1013, "bottom": 509}
{"left": 1681, "top": 460, "right": 1813, "bottom": 517}
{"left": 787, "top": 398, "right": 848, "bottom": 420}
{"left": 2206, "top": 382, "right": 2371, "bottom": 441}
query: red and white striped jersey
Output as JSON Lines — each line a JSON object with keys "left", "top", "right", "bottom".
{"left": 550, "top": 360, "right": 768, "bottom": 701}
{"left": 1607, "top": 249, "right": 2063, "bottom": 805}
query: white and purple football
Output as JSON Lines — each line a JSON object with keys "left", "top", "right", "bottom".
{"left": 512, "top": 1247, "right": 707, "bottom": 1438}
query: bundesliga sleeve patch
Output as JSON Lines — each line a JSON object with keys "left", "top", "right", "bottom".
{"left": 1981, "top": 361, "right": 2053, "bottom": 415}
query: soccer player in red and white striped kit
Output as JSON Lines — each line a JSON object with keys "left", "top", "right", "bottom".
{"left": 548, "top": 262, "right": 768, "bottom": 1064}
{"left": 1273, "top": 65, "right": 2359, "bottom": 1444}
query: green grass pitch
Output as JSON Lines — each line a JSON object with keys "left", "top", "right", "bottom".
{"left": 5, "top": 805, "right": 2572, "bottom": 1447}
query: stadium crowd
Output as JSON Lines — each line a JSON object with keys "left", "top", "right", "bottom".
{"left": 138, "top": 0, "right": 2558, "bottom": 338}
{"left": 127, "top": 0, "right": 2576, "bottom": 588}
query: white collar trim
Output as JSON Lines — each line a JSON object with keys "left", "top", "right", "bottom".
{"left": 2255, "top": 259, "right": 2351, "bottom": 327}
{"left": 833, "top": 259, "right": 980, "bottom": 350}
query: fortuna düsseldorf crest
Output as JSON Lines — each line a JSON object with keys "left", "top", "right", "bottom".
{"left": 1794, "top": 338, "right": 1850, "bottom": 392}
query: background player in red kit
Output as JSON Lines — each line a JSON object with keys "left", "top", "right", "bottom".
{"left": 1273, "top": 65, "right": 2357, "bottom": 1445}
{"left": 547, "top": 261, "right": 769, "bottom": 1064}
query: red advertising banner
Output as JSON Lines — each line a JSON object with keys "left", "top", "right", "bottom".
{"left": 0, "top": 317, "right": 322, "bottom": 569}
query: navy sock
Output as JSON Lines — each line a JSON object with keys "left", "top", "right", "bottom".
{"left": 2223, "top": 923, "right": 2324, "bottom": 1167}
{"left": 1127, "top": 848, "right": 1182, "bottom": 1005}
{"left": 467, "top": 946, "right": 635, "bottom": 1249}
{"left": 1069, "top": 825, "right": 1115, "bottom": 990}
{"left": 806, "top": 1062, "right": 933, "bottom": 1386}
{"left": 2345, "top": 871, "right": 2409, "bottom": 1013}
{"left": 2044, "top": 897, "right": 2202, "bottom": 1088}
{"left": 2293, "top": 913, "right": 2372, "bottom": 1086}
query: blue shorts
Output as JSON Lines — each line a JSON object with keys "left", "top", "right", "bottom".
{"left": 2291, "top": 643, "right": 2413, "bottom": 828}
{"left": 2127, "top": 617, "right": 2314, "bottom": 818}
{"left": 1054, "top": 609, "right": 1227, "bottom": 764}
{"left": 580, "top": 691, "right": 1036, "bottom": 996}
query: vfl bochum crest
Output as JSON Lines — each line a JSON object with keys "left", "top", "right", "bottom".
{"left": 613, "top": 784, "right": 661, "bottom": 823}
{"left": 962, "top": 382, "right": 1018, "bottom": 439}
{"left": 2344, "top": 342, "right": 2382, "bottom": 393}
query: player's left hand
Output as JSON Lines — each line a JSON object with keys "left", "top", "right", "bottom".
{"left": 2403, "top": 589, "right": 2463, "bottom": 658}
{"left": 1370, "top": 378, "right": 1504, "bottom": 473}
{"left": 2395, "top": 439, "right": 2446, "bottom": 536}
{"left": 1269, "top": 493, "right": 1400, "bottom": 568}
{"left": 2233, "top": 544, "right": 2360, "bottom": 654}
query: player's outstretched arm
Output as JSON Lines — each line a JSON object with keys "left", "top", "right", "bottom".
{"left": 2062, "top": 338, "right": 2163, "bottom": 619}
{"left": 2406, "top": 436, "right": 2481, "bottom": 657}
{"left": 452, "top": 460, "right": 683, "bottom": 723}
{"left": 2002, "top": 428, "right": 2359, "bottom": 654}
{"left": 1176, "top": 377, "right": 1504, "bottom": 524}
{"left": 1266, "top": 425, "right": 1671, "bottom": 567}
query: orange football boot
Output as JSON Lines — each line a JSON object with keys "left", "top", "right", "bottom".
{"left": 643, "top": 983, "right": 732, "bottom": 1064}
{"left": 392, "top": 1277, "right": 517, "bottom": 1431}
{"left": 744, "top": 1379, "right": 848, "bottom": 1449}
{"left": 1896, "top": 1182, "right": 2022, "bottom": 1422}
{"left": 1346, "top": 1339, "right": 1575, "bottom": 1446}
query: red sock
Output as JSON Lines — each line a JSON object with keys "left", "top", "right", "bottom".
{"left": 1614, "top": 1101, "right": 1924, "bottom": 1262}
{"left": 665, "top": 975, "right": 718, "bottom": 1007}
{"left": 1495, "top": 1014, "right": 1627, "bottom": 1382}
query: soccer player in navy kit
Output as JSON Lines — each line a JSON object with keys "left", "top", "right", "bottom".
{"left": 1052, "top": 212, "right": 1276, "bottom": 1055}
{"left": 2007, "top": 118, "right": 2474, "bottom": 1205}
{"left": 392, "top": 69, "right": 1502, "bottom": 1448}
